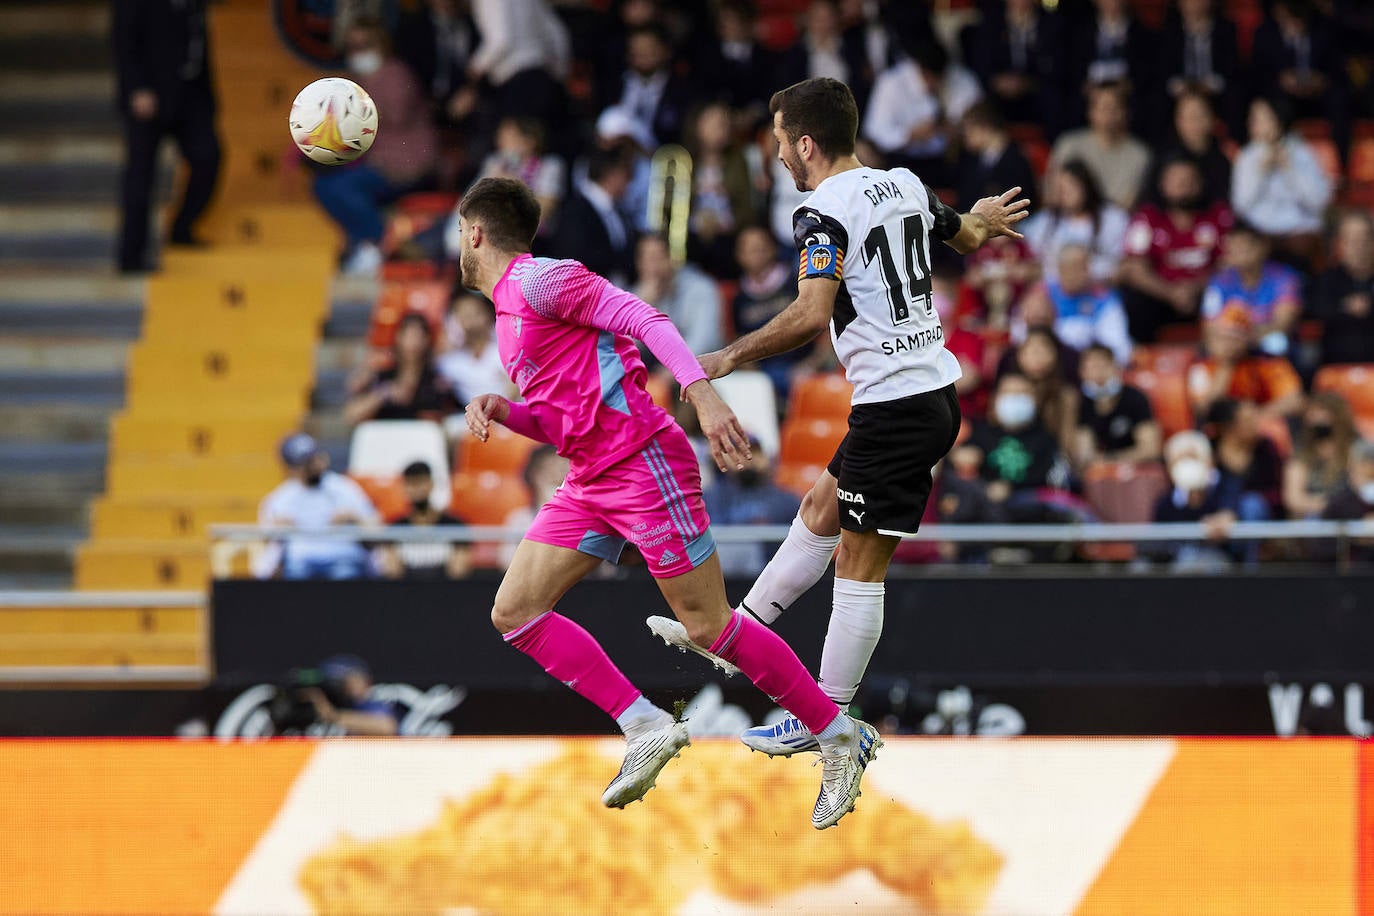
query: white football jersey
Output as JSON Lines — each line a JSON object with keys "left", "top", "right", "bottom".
{"left": 793, "top": 167, "right": 963, "bottom": 405}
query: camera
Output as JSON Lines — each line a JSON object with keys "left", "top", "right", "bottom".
{"left": 267, "top": 667, "right": 348, "bottom": 733}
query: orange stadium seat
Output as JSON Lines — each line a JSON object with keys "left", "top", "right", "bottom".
{"left": 450, "top": 471, "right": 532, "bottom": 526}
{"left": 780, "top": 417, "right": 847, "bottom": 467}
{"left": 1345, "top": 139, "right": 1374, "bottom": 206}
{"left": 1308, "top": 137, "right": 1343, "bottom": 184}
{"left": 456, "top": 425, "right": 539, "bottom": 475}
{"left": 645, "top": 373, "right": 674, "bottom": 411}
{"left": 1314, "top": 365, "right": 1374, "bottom": 424}
{"left": 1126, "top": 368, "right": 1193, "bottom": 438}
{"left": 1131, "top": 344, "right": 1196, "bottom": 375}
{"left": 368, "top": 281, "right": 450, "bottom": 349}
{"left": 788, "top": 373, "right": 852, "bottom": 420}
{"left": 351, "top": 473, "right": 411, "bottom": 523}
{"left": 775, "top": 462, "right": 826, "bottom": 498}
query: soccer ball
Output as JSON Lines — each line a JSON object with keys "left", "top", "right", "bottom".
{"left": 288, "top": 78, "right": 379, "bottom": 165}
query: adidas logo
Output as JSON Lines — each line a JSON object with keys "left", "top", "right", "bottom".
{"left": 658, "top": 549, "right": 680, "bottom": 567}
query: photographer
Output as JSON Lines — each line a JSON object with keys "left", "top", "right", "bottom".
{"left": 299, "top": 655, "right": 400, "bottom": 736}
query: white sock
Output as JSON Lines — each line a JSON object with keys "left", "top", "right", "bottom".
{"left": 615, "top": 695, "right": 664, "bottom": 735}
{"left": 818, "top": 578, "right": 885, "bottom": 706}
{"left": 739, "top": 515, "right": 840, "bottom": 624}
{"left": 816, "top": 712, "right": 854, "bottom": 742}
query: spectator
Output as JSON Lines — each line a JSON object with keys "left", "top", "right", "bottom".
{"left": 553, "top": 147, "right": 636, "bottom": 286}
{"left": 500, "top": 444, "right": 570, "bottom": 567}
{"left": 632, "top": 233, "right": 722, "bottom": 358}
{"left": 345, "top": 313, "right": 461, "bottom": 426}
{"left": 1321, "top": 440, "right": 1374, "bottom": 563}
{"left": 1074, "top": 343, "right": 1161, "bottom": 466}
{"left": 964, "top": 234, "right": 1040, "bottom": 330}
{"left": 777, "top": 0, "right": 873, "bottom": 111}
{"left": 703, "top": 437, "right": 800, "bottom": 577}
{"left": 862, "top": 36, "right": 982, "bottom": 184}
{"left": 394, "top": 0, "right": 476, "bottom": 125}
{"left": 301, "top": 655, "right": 400, "bottom": 736}
{"left": 467, "top": 0, "right": 570, "bottom": 130}
{"left": 1284, "top": 392, "right": 1357, "bottom": 518}
{"left": 591, "top": 106, "right": 657, "bottom": 234}
{"left": 1151, "top": 430, "right": 1256, "bottom": 569}
{"left": 602, "top": 23, "right": 693, "bottom": 146}
{"left": 767, "top": 153, "right": 811, "bottom": 249}
{"left": 1160, "top": 0, "right": 1242, "bottom": 138}
{"left": 932, "top": 269, "right": 989, "bottom": 421}
{"left": 1200, "top": 220, "right": 1303, "bottom": 356}
{"left": 315, "top": 17, "right": 438, "bottom": 277}
{"left": 1251, "top": 0, "right": 1349, "bottom": 162}
{"left": 1188, "top": 305, "right": 1304, "bottom": 421}
{"left": 1048, "top": 81, "right": 1151, "bottom": 211}
{"left": 1204, "top": 398, "right": 1283, "bottom": 518}
{"left": 694, "top": 0, "right": 776, "bottom": 116}
{"left": 966, "top": 0, "right": 1066, "bottom": 136}
{"left": 1231, "top": 95, "right": 1332, "bottom": 261}
{"left": 438, "top": 291, "right": 510, "bottom": 404}
{"left": 475, "top": 117, "right": 565, "bottom": 235}
{"left": 1003, "top": 327, "right": 1080, "bottom": 454}
{"left": 1119, "top": 156, "right": 1233, "bottom": 342}
{"left": 1313, "top": 211, "right": 1374, "bottom": 365}
{"left": 956, "top": 100, "right": 1037, "bottom": 213}
{"left": 1068, "top": 0, "right": 1159, "bottom": 137}
{"left": 957, "top": 372, "right": 1071, "bottom": 523}
{"left": 684, "top": 102, "right": 755, "bottom": 278}
{"left": 258, "top": 433, "right": 380, "bottom": 580}
{"left": 1018, "top": 244, "right": 1133, "bottom": 365}
{"left": 1143, "top": 88, "right": 1233, "bottom": 209}
{"left": 377, "top": 461, "right": 472, "bottom": 580}
{"left": 112, "top": 0, "right": 221, "bottom": 273}
{"left": 1021, "top": 160, "right": 1129, "bottom": 284}
{"left": 732, "top": 226, "right": 830, "bottom": 400}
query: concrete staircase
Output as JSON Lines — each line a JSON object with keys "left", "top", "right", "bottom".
{"left": 0, "top": 1, "right": 142, "bottom": 588}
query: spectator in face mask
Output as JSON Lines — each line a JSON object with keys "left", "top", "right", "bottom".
{"left": 1074, "top": 344, "right": 1160, "bottom": 467}
{"left": 703, "top": 437, "right": 800, "bottom": 577}
{"left": 956, "top": 373, "right": 1069, "bottom": 522}
{"left": 1152, "top": 430, "right": 1240, "bottom": 569}
{"left": 258, "top": 433, "right": 380, "bottom": 580}
{"left": 377, "top": 461, "right": 473, "bottom": 580}
{"left": 313, "top": 17, "right": 438, "bottom": 276}
{"left": 1284, "top": 392, "right": 1357, "bottom": 519}
{"left": 1203, "top": 398, "right": 1282, "bottom": 519}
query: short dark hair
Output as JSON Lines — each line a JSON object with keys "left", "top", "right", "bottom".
{"left": 586, "top": 146, "right": 631, "bottom": 184}
{"left": 962, "top": 99, "right": 1005, "bottom": 133}
{"left": 402, "top": 460, "right": 433, "bottom": 480}
{"left": 1082, "top": 343, "right": 1116, "bottom": 362}
{"left": 458, "top": 177, "right": 541, "bottom": 252}
{"left": 1228, "top": 218, "right": 1266, "bottom": 241}
{"left": 769, "top": 77, "right": 858, "bottom": 159}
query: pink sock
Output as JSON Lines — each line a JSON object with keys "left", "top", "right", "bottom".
{"left": 709, "top": 613, "right": 842, "bottom": 735}
{"left": 504, "top": 612, "right": 641, "bottom": 719}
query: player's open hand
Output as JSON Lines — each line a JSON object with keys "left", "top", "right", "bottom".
{"left": 971, "top": 187, "right": 1031, "bottom": 241}
{"left": 696, "top": 349, "right": 736, "bottom": 381}
{"left": 465, "top": 394, "right": 510, "bottom": 442}
{"left": 684, "top": 380, "right": 752, "bottom": 472}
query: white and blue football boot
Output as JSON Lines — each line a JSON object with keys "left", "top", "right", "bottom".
{"left": 812, "top": 716, "right": 883, "bottom": 830}
{"left": 740, "top": 713, "right": 820, "bottom": 756}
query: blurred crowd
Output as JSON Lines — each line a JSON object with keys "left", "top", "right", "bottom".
{"left": 255, "top": 0, "right": 1374, "bottom": 576}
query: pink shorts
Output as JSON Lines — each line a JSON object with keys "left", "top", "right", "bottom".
{"left": 525, "top": 428, "right": 715, "bottom": 579}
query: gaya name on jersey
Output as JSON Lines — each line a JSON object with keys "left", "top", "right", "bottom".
{"left": 880, "top": 324, "right": 943, "bottom": 356}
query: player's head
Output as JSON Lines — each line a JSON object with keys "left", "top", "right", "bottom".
{"left": 456, "top": 177, "right": 542, "bottom": 288}
{"left": 769, "top": 77, "right": 858, "bottom": 192}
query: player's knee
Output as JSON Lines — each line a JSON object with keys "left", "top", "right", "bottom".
{"left": 800, "top": 486, "right": 840, "bottom": 537}
{"left": 490, "top": 598, "right": 531, "bottom": 635}
{"left": 834, "top": 536, "right": 893, "bottom": 582}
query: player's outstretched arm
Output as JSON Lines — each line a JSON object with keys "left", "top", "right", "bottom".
{"left": 698, "top": 278, "right": 839, "bottom": 380}
{"left": 945, "top": 187, "right": 1031, "bottom": 255}
{"left": 465, "top": 393, "right": 553, "bottom": 444}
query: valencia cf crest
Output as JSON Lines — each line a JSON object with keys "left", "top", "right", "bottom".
{"left": 809, "top": 247, "right": 833, "bottom": 273}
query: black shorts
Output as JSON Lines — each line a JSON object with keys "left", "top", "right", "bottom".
{"left": 827, "top": 384, "right": 961, "bottom": 536}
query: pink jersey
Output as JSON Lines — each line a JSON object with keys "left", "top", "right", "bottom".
{"left": 492, "top": 254, "right": 708, "bottom": 481}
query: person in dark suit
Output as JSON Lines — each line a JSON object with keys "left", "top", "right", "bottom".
{"left": 775, "top": 0, "right": 872, "bottom": 112}
{"left": 552, "top": 148, "right": 636, "bottom": 286}
{"left": 1141, "top": 88, "right": 1232, "bottom": 209}
{"left": 691, "top": 0, "right": 776, "bottom": 117}
{"left": 1160, "top": 0, "right": 1242, "bottom": 140}
{"left": 966, "top": 0, "right": 1068, "bottom": 138}
{"left": 1251, "top": 0, "right": 1349, "bottom": 160}
{"left": 393, "top": 0, "right": 477, "bottom": 125}
{"left": 956, "top": 100, "right": 1037, "bottom": 212}
{"left": 597, "top": 23, "right": 694, "bottom": 146}
{"left": 1066, "top": 0, "right": 1160, "bottom": 140}
{"left": 112, "top": 0, "right": 221, "bottom": 273}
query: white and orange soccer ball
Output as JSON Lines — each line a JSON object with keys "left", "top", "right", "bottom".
{"left": 288, "top": 78, "right": 378, "bottom": 165}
